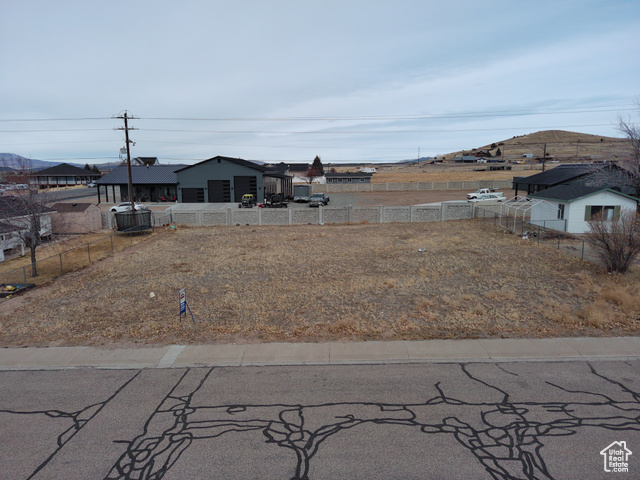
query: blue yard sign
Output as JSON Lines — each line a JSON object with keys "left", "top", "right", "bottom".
{"left": 179, "top": 288, "right": 195, "bottom": 324}
{"left": 179, "top": 288, "right": 186, "bottom": 315}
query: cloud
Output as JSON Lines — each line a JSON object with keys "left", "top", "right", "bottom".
{"left": 0, "top": 1, "right": 638, "bottom": 162}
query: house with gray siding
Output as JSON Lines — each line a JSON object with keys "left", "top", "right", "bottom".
{"left": 325, "top": 172, "right": 372, "bottom": 184}
{"left": 175, "top": 156, "right": 292, "bottom": 203}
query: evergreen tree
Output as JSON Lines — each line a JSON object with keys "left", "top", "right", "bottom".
{"left": 91, "top": 165, "right": 101, "bottom": 174}
{"left": 312, "top": 156, "right": 324, "bottom": 176}
{"left": 84, "top": 163, "right": 91, "bottom": 171}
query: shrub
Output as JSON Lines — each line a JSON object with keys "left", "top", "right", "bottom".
{"left": 585, "top": 210, "right": 640, "bottom": 273}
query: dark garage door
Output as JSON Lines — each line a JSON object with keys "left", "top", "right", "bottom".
{"left": 182, "top": 188, "right": 205, "bottom": 203}
{"left": 233, "top": 176, "right": 257, "bottom": 202}
{"left": 208, "top": 180, "right": 231, "bottom": 202}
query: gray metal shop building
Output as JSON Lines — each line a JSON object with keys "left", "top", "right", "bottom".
{"left": 175, "top": 156, "right": 292, "bottom": 203}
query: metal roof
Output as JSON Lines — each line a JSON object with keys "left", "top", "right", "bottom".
{"left": 0, "top": 196, "right": 56, "bottom": 218}
{"left": 529, "top": 183, "right": 639, "bottom": 203}
{"left": 325, "top": 172, "right": 373, "bottom": 178}
{"left": 514, "top": 164, "right": 603, "bottom": 187}
{"left": 174, "top": 156, "right": 269, "bottom": 173}
{"left": 96, "top": 165, "right": 183, "bottom": 185}
{"left": 34, "top": 163, "right": 98, "bottom": 176}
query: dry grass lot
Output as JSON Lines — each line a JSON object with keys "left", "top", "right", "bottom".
{"left": 1, "top": 221, "right": 639, "bottom": 347}
{"left": 369, "top": 167, "right": 533, "bottom": 184}
{"left": 0, "top": 232, "right": 155, "bottom": 286}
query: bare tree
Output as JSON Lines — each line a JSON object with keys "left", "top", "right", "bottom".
{"left": 615, "top": 97, "right": 640, "bottom": 195}
{"left": 581, "top": 99, "right": 640, "bottom": 196}
{"left": 585, "top": 210, "right": 640, "bottom": 273}
{"left": 585, "top": 97, "right": 640, "bottom": 197}
{"left": 0, "top": 159, "right": 54, "bottom": 276}
{"left": 302, "top": 166, "right": 322, "bottom": 184}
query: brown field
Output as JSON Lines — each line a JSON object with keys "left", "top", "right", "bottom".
{"left": 1, "top": 221, "right": 639, "bottom": 347}
{"left": 368, "top": 166, "right": 540, "bottom": 184}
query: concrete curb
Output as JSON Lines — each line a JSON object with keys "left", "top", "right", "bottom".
{"left": 0, "top": 337, "right": 639, "bottom": 370}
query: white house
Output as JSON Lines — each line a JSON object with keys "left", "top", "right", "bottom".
{"left": 528, "top": 184, "right": 638, "bottom": 234}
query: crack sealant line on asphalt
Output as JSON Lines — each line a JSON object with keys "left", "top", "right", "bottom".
{"left": 157, "top": 345, "right": 185, "bottom": 368}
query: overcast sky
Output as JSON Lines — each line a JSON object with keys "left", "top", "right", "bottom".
{"left": 1, "top": 0, "right": 639, "bottom": 165}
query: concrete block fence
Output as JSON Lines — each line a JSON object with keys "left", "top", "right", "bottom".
{"left": 119, "top": 202, "right": 477, "bottom": 228}
{"left": 312, "top": 179, "right": 512, "bottom": 194}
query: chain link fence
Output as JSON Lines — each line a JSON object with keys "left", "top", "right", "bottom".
{"left": 0, "top": 228, "right": 158, "bottom": 289}
{"left": 474, "top": 205, "right": 602, "bottom": 263}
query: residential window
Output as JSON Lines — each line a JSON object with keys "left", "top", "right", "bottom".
{"left": 557, "top": 204, "right": 565, "bottom": 220}
{"left": 585, "top": 205, "right": 619, "bottom": 221}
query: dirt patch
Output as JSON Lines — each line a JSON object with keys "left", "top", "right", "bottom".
{"left": 370, "top": 167, "right": 531, "bottom": 184}
{"left": 1, "top": 221, "right": 639, "bottom": 347}
{"left": 350, "top": 190, "right": 516, "bottom": 206}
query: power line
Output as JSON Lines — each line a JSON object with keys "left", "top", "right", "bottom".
{"left": 0, "top": 140, "right": 118, "bottom": 146}
{"left": 139, "top": 105, "right": 635, "bottom": 121}
{"left": 0, "top": 128, "right": 112, "bottom": 133}
{"left": 0, "top": 122, "right": 619, "bottom": 136}
{"left": 137, "top": 123, "right": 616, "bottom": 135}
{"left": 0, "top": 104, "right": 634, "bottom": 124}
{"left": 0, "top": 117, "right": 111, "bottom": 122}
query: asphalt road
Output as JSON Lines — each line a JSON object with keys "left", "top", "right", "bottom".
{"left": 1, "top": 361, "right": 638, "bottom": 479}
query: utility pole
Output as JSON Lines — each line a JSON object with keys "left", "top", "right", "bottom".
{"left": 542, "top": 143, "right": 547, "bottom": 172}
{"left": 114, "top": 111, "right": 138, "bottom": 211}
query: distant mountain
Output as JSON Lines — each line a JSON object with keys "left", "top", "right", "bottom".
{"left": 0, "top": 153, "right": 85, "bottom": 170}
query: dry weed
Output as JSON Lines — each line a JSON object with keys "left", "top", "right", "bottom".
{"left": 600, "top": 286, "right": 640, "bottom": 312}
{"left": 2, "top": 221, "right": 640, "bottom": 346}
{"left": 578, "top": 301, "right": 614, "bottom": 328}
{"left": 483, "top": 289, "right": 517, "bottom": 301}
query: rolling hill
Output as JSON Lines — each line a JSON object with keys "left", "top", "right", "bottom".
{"left": 440, "top": 130, "right": 630, "bottom": 162}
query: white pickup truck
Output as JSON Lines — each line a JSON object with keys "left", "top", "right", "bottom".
{"left": 468, "top": 192, "right": 506, "bottom": 202}
{"left": 467, "top": 188, "right": 503, "bottom": 200}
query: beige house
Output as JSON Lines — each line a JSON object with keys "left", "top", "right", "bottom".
{"left": 51, "top": 203, "right": 102, "bottom": 233}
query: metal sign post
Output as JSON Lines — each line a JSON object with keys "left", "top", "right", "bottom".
{"left": 179, "top": 288, "right": 195, "bottom": 324}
